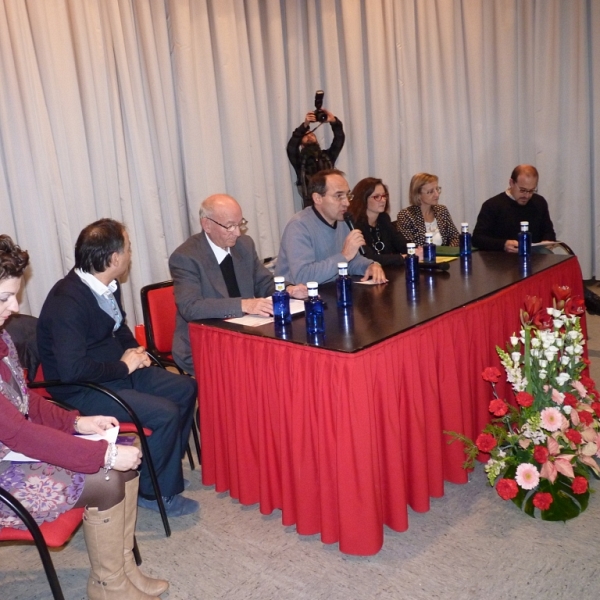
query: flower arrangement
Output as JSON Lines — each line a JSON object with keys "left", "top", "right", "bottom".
{"left": 455, "top": 285, "right": 599, "bottom": 520}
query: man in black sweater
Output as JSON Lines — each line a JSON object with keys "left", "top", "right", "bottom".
{"left": 473, "top": 164, "right": 556, "bottom": 252}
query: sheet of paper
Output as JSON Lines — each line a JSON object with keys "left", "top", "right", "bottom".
{"left": 226, "top": 298, "right": 305, "bottom": 327}
{"left": 2, "top": 426, "right": 119, "bottom": 463}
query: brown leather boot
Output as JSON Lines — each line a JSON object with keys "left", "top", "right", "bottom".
{"left": 123, "top": 476, "right": 169, "bottom": 596}
{"left": 83, "top": 499, "right": 155, "bottom": 599}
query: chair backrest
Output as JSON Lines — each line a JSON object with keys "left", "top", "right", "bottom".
{"left": 140, "top": 280, "right": 177, "bottom": 355}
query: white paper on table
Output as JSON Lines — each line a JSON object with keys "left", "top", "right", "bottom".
{"left": 226, "top": 298, "right": 305, "bottom": 327}
{"left": 2, "top": 426, "right": 119, "bottom": 463}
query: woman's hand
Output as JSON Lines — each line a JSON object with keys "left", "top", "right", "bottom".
{"left": 112, "top": 445, "right": 142, "bottom": 471}
{"left": 76, "top": 415, "right": 119, "bottom": 435}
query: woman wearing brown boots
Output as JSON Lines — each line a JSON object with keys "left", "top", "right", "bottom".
{"left": 0, "top": 235, "right": 168, "bottom": 599}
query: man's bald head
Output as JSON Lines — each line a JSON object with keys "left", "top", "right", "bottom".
{"left": 199, "top": 194, "right": 246, "bottom": 250}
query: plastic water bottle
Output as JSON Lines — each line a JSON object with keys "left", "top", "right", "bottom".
{"left": 423, "top": 232, "right": 436, "bottom": 263}
{"left": 336, "top": 262, "right": 353, "bottom": 308}
{"left": 518, "top": 221, "right": 531, "bottom": 257}
{"left": 459, "top": 223, "right": 472, "bottom": 256}
{"left": 272, "top": 276, "right": 291, "bottom": 325}
{"left": 304, "top": 281, "right": 325, "bottom": 335}
{"left": 405, "top": 243, "right": 419, "bottom": 283}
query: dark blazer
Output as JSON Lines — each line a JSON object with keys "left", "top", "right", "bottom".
{"left": 37, "top": 269, "right": 138, "bottom": 396}
{"left": 169, "top": 232, "right": 274, "bottom": 374}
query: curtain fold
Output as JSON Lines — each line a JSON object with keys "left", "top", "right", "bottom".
{"left": 0, "top": 0, "right": 597, "bottom": 322}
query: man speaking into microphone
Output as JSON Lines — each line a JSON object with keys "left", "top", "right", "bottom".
{"left": 276, "top": 169, "right": 387, "bottom": 285}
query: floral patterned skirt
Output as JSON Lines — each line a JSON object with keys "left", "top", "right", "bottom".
{"left": 0, "top": 461, "right": 85, "bottom": 530}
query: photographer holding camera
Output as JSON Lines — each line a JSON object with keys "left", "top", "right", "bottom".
{"left": 287, "top": 91, "right": 345, "bottom": 208}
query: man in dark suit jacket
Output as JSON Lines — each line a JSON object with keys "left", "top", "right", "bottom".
{"left": 169, "top": 194, "right": 306, "bottom": 374}
{"left": 37, "top": 219, "right": 199, "bottom": 517}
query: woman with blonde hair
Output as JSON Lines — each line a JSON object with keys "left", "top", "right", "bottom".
{"left": 396, "top": 173, "right": 460, "bottom": 247}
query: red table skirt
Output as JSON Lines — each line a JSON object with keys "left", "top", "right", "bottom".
{"left": 190, "top": 258, "right": 583, "bottom": 555}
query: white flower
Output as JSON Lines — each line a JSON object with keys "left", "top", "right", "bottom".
{"left": 563, "top": 405, "right": 573, "bottom": 415}
{"left": 544, "top": 349, "right": 558, "bottom": 362}
{"left": 539, "top": 370, "right": 547, "bottom": 380}
{"left": 555, "top": 338, "right": 564, "bottom": 348}
{"left": 510, "top": 336, "right": 519, "bottom": 346}
{"left": 560, "top": 355, "right": 570, "bottom": 366}
{"left": 538, "top": 359, "right": 548, "bottom": 368}
{"left": 553, "top": 319, "right": 564, "bottom": 329}
{"left": 568, "top": 330, "right": 579, "bottom": 340}
{"left": 555, "top": 372, "right": 570, "bottom": 386}
{"left": 531, "top": 338, "right": 541, "bottom": 348}
{"left": 511, "top": 352, "right": 521, "bottom": 364}
{"left": 565, "top": 345, "right": 575, "bottom": 355}
{"left": 574, "top": 344, "right": 583, "bottom": 355}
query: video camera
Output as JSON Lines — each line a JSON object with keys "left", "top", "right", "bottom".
{"left": 313, "top": 90, "right": 328, "bottom": 123}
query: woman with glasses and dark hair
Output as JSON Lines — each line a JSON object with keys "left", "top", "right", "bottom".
{"left": 347, "top": 177, "right": 408, "bottom": 266}
{"left": 396, "top": 173, "right": 460, "bottom": 247}
{"left": 0, "top": 234, "right": 168, "bottom": 599}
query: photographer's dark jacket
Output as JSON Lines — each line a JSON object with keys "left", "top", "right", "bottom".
{"left": 287, "top": 118, "right": 345, "bottom": 206}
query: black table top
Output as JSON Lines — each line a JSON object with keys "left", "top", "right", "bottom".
{"left": 192, "top": 252, "right": 574, "bottom": 353}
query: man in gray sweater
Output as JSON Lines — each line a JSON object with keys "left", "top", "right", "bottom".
{"left": 276, "top": 169, "right": 387, "bottom": 285}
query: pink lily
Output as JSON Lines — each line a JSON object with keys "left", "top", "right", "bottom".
{"left": 539, "top": 436, "right": 575, "bottom": 483}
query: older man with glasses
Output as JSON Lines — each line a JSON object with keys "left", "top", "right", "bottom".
{"left": 169, "top": 194, "right": 307, "bottom": 375}
{"left": 276, "top": 169, "right": 387, "bottom": 285}
{"left": 472, "top": 164, "right": 556, "bottom": 252}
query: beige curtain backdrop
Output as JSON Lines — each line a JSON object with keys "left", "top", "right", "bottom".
{"left": 0, "top": 0, "right": 598, "bottom": 322}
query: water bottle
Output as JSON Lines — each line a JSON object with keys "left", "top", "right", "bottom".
{"left": 405, "top": 243, "right": 419, "bottom": 283}
{"left": 304, "top": 281, "right": 325, "bottom": 335}
{"left": 459, "top": 223, "right": 472, "bottom": 256}
{"left": 272, "top": 276, "right": 291, "bottom": 325}
{"left": 423, "top": 232, "right": 436, "bottom": 263}
{"left": 336, "top": 262, "right": 353, "bottom": 308}
{"left": 518, "top": 221, "right": 531, "bottom": 257}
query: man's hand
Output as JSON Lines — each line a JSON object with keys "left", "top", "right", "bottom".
{"left": 121, "top": 347, "right": 151, "bottom": 374}
{"left": 342, "top": 230, "right": 367, "bottom": 262}
{"left": 112, "top": 445, "right": 143, "bottom": 471}
{"left": 77, "top": 415, "right": 119, "bottom": 435}
{"left": 287, "top": 284, "right": 308, "bottom": 300}
{"left": 361, "top": 262, "right": 388, "bottom": 284}
{"left": 504, "top": 240, "right": 519, "bottom": 253}
{"left": 241, "top": 297, "right": 273, "bottom": 316}
{"left": 323, "top": 109, "right": 337, "bottom": 123}
{"left": 304, "top": 112, "right": 317, "bottom": 126}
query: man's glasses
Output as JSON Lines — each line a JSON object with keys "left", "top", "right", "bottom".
{"left": 422, "top": 187, "right": 442, "bottom": 196}
{"left": 517, "top": 187, "right": 537, "bottom": 195}
{"left": 205, "top": 217, "right": 248, "bottom": 232}
{"left": 328, "top": 192, "right": 354, "bottom": 202}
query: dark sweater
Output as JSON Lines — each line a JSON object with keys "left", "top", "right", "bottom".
{"left": 356, "top": 212, "right": 407, "bottom": 267}
{"left": 472, "top": 192, "right": 556, "bottom": 251}
{"left": 37, "top": 269, "right": 138, "bottom": 398}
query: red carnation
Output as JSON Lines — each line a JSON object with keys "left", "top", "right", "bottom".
{"left": 591, "top": 402, "right": 600, "bottom": 418}
{"left": 572, "top": 476, "right": 588, "bottom": 495}
{"left": 532, "top": 492, "right": 553, "bottom": 511}
{"left": 578, "top": 410, "right": 593, "bottom": 426}
{"left": 489, "top": 399, "right": 508, "bottom": 417}
{"left": 580, "top": 375, "right": 597, "bottom": 392}
{"left": 496, "top": 478, "right": 518, "bottom": 500}
{"left": 476, "top": 433, "right": 497, "bottom": 453}
{"left": 533, "top": 445, "right": 549, "bottom": 464}
{"left": 565, "top": 429, "right": 583, "bottom": 445}
{"left": 564, "top": 296, "right": 585, "bottom": 316}
{"left": 563, "top": 393, "right": 578, "bottom": 408}
{"left": 516, "top": 391, "right": 534, "bottom": 408}
{"left": 482, "top": 367, "right": 502, "bottom": 383}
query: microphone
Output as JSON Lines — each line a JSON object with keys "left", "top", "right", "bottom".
{"left": 419, "top": 261, "right": 450, "bottom": 272}
{"left": 343, "top": 213, "right": 366, "bottom": 256}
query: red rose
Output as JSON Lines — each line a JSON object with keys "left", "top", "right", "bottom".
{"left": 591, "top": 402, "right": 600, "bottom": 418}
{"left": 572, "top": 476, "right": 588, "bottom": 495}
{"left": 476, "top": 433, "right": 497, "bottom": 453}
{"left": 496, "top": 478, "right": 518, "bottom": 500}
{"left": 482, "top": 367, "right": 502, "bottom": 383}
{"left": 516, "top": 391, "right": 534, "bottom": 408}
{"left": 564, "top": 393, "right": 578, "bottom": 408}
{"left": 578, "top": 410, "right": 594, "bottom": 426}
{"left": 489, "top": 399, "right": 508, "bottom": 417}
{"left": 533, "top": 310, "right": 553, "bottom": 330}
{"left": 533, "top": 445, "right": 549, "bottom": 464}
{"left": 532, "top": 492, "right": 553, "bottom": 511}
{"left": 566, "top": 429, "right": 583, "bottom": 445}
{"left": 564, "top": 296, "right": 585, "bottom": 316}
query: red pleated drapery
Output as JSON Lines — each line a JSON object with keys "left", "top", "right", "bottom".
{"left": 190, "top": 257, "right": 584, "bottom": 555}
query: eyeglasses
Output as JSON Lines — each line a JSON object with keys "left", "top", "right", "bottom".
{"left": 517, "top": 187, "right": 537, "bottom": 195}
{"left": 422, "top": 187, "right": 442, "bottom": 196}
{"left": 205, "top": 217, "right": 248, "bottom": 232}
{"left": 327, "top": 192, "right": 354, "bottom": 202}
{"left": 370, "top": 194, "right": 389, "bottom": 201}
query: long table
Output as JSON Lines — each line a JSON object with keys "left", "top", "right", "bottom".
{"left": 189, "top": 253, "right": 583, "bottom": 555}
